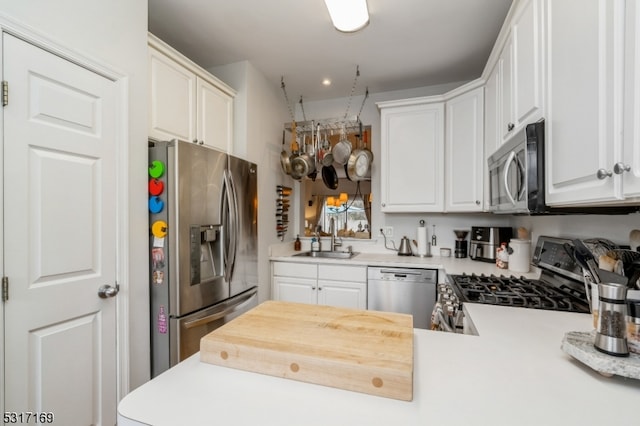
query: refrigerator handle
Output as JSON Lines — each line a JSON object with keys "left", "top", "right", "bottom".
{"left": 227, "top": 170, "right": 239, "bottom": 282}
{"left": 222, "top": 170, "right": 237, "bottom": 283}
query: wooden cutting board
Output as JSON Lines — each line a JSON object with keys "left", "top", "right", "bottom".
{"left": 200, "top": 301, "right": 414, "bottom": 401}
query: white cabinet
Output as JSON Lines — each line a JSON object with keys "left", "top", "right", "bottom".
{"left": 378, "top": 99, "right": 445, "bottom": 212}
{"left": 149, "top": 46, "right": 196, "bottom": 143}
{"left": 148, "top": 34, "right": 234, "bottom": 152}
{"left": 317, "top": 264, "right": 367, "bottom": 309}
{"left": 493, "top": 0, "right": 544, "bottom": 145}
{"left": 196, "top": 77, "right": 233, "bottom": 153}
{"left": 544, "top": 0, "right": 625, "bottom": 205}
{"left": 622, "top": 0, "right": 640, "bottom": 199}
{"left": 272, "top": 262, "right": 366, "bottom": 310}
{"left": 512, "top": 0, "right": 544, "bottom": 127}
{"left": 445, "top": 87, "right": 484, "bottom": 211}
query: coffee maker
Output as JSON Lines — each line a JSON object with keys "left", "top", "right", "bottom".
{"left": 454, "top": 230, "right": 469, "bottom": 258}
{"left": 470, "top": 227, "right": 513, "bottom": 262}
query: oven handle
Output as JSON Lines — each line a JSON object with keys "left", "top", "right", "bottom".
{"left": 503, "top": 151, "right": 518, "bottom": 206}
{"left": 437, "top": 310, "right": 454, "bottom": 333}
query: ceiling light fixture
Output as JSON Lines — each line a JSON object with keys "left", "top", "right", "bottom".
{"left": 324, "top": 0, "right": 369, "bottom": 33}
{"left": 322, "top": 78, "right": 332, "bottom": 86}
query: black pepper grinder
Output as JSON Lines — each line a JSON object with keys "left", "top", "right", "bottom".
{"left": 594, "top": 282, "right": 629, "bottom": 357}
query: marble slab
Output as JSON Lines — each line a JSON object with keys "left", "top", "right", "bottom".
{"left": 561, "top": 331, "right": 640, "bottom": 379}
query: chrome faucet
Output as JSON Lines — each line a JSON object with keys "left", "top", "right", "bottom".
{"left": 330, "top": 218, "right": 342, "bottom": 251}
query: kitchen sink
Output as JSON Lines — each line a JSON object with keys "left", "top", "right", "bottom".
{"left": 292, "top": 251, "right": 359, "bottom": 259}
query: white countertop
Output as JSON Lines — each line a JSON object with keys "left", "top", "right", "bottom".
{"left": 270, "top": 244, "right": 542, "bottom": 280}
{"left": 117, "top": 304, "right": 640, "bottom": 426}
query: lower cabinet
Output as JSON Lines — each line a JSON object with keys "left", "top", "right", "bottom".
{"left": 272, "top": 262, "right": 367, "bottom": 310}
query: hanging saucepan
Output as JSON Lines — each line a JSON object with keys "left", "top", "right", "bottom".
{"left": 321, "top": 129, "right": 334, "bottom": 167}
{"left": 346, "top": 124, "right": 371, "bottom": 181}
{"left": 290, "top": 134, "right": 315, "bottom": 180}
{"left": 344, "top": 129, "right": 359, "bottom": 181}
{"left": 362, "top": 128, "right": 374, "bottom": 163}
{"left": 279, "top": 130, "right": 291, "bottom": 175}
{"left": 322, "top": 164, "right": 339, "bottom": 190}
{"left": 289, "top": 121, "right": 299, "bottom": 165}
{"left": 332, "top": 125, "right": 352, "bottom": 165}
{"left": 307, "top": 125, "right": 319, "bottom": 181}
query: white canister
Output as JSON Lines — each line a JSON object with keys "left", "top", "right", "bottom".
{"left": 509, "top": 239, "right": 531, "bottom": 273}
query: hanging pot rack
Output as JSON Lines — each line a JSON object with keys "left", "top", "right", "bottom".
{"left": 284, "top": 116, "right": 362, "bottom": 137}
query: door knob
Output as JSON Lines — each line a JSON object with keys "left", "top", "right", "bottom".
{"left": 613, "top": 162, "right": 631, "bottom": 174}
{"left": 98, "top": 284, "right": 119, "bottom": 298}
{"left": 596, "top": 169, "right": 613, "bottom": 180}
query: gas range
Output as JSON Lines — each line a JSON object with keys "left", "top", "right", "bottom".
{"left": 434, "top": 236, "right": 593, "bottom": 333}
{"left": 447, "top": 272, "right": 590, "bottom": 313}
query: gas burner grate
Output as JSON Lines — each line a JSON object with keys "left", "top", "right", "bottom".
{"left": 448, "top": 273, "right": 590, "bottom": 313}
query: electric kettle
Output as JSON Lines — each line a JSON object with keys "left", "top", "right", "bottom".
{"left": 398, "top": 236, "right": 413, "bottom": 256}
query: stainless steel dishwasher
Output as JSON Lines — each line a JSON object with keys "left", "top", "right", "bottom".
{"left": 367, "top": 267, "right": 438, "bottom": 329}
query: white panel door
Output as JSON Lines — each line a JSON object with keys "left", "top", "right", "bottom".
{"left": 623, "top": 0, "right": 640, "bottom": 198}
{"left": 273, "top": 277, "right": 317, "bottom": 305}
{"left": 317, "top": 280, "right": 366, "bottom": 310}
{"left": 544, "top": 0, "right": 623, "bottom": 205}
{"left": 3, "top": 34, "right": 118, "bottom": 425}
{"left": 149, "top": 46, "right": 196, "bottom": 142}
{"left": 380, "top": 102, "right": 445, "bottom": 212}
{"left": 197, "top": 77, "right": 232, "bottom": 152}
{"left": 445, "top": 87, "right": 484, "bottom": 212}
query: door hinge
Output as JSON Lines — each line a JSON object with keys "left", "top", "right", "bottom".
{"left": 2, "top": 276, "right": 8, "bottom": 302}
{"left": 2, "top": 81, "right": 7, "bottom": 107}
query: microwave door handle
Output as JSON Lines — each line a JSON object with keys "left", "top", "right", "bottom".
{"left": 503, "top": 151, "right": 518, "bottom": 206}
{"left": 515, "top": 156, "right": 527, "bottom": 201}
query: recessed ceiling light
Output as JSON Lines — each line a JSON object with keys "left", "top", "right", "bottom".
{"left": 324, "top": 0, "right": 370, "bottom": 33}
{"left": 322, "top": 78, "right": 332, "bottom": 86}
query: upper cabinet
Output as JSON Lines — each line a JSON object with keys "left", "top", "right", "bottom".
{"left": 486, "top": 0, "right": 544, "bottom": 149}
{"left": 378, "top": 98, "right": 445, "bottom": 212}
{"left": 377, "top": 83, "right": 484, "bottom": 213}
{"left": 445, "top": 86, "right": 484, "bottom": 211}
{"left": 148, "top": 34, "right": 235, "bottom": 152}
{"left": 621, "top": 0, "right": 640, "bottom": 199}
{"left": 543, "top": 0, "right": 625, "bottom": 205}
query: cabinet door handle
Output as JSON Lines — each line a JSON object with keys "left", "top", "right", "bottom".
{"left": 475, "top": 200, "right": 481, "bottom": 205}
{"left": 596, "top": 169, "right": 613, "bottom": 180}
{"left": 507, "top": 123, "right": 515, "bottom": 131}
{"left": 613, "top": 162, "right": 631, "bottom": 174}
{"left": 318, "top": 287, "right": 322, "bottom": 291}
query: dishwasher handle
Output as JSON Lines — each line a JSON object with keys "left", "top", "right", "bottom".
{"left": 369, "top": 267, "right": 438, "bottom": 283}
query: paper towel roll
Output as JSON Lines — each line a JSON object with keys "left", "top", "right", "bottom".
{"left": 417, "top": 226, "right": 428, "bottom": 256}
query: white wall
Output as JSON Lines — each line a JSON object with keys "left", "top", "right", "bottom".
{"left": 212, "top": 61, "right": 292, "bottom": 302}
{"left": 0, "top": 1, "right": 150, "bottom": 390}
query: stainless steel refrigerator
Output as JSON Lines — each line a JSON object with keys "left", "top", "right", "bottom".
{"left": 148, "top": 139, "right": 258, "bottom": 377}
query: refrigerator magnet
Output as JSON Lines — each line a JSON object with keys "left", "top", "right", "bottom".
{"left": 148, "top": 178, "right": 164, "bottom": 196}
{"left": 151, "top": 220, "right": 167, "bottom": 238}
{"left": 149, "top": 160, "right": 165, "bottom": 178}
{"left": 149, "top": 196, "right": 164, "bottom": 213}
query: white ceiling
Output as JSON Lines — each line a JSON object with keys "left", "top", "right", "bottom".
{"left": 148, "top": 0, "right": 513, "bottom": 101}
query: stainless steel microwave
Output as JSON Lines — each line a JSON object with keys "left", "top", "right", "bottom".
{"left": 488, "top": 119, "right": 637, "bottom": 215}
{"left": 488, "top": 119, "right": 545, "bottom": 214}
